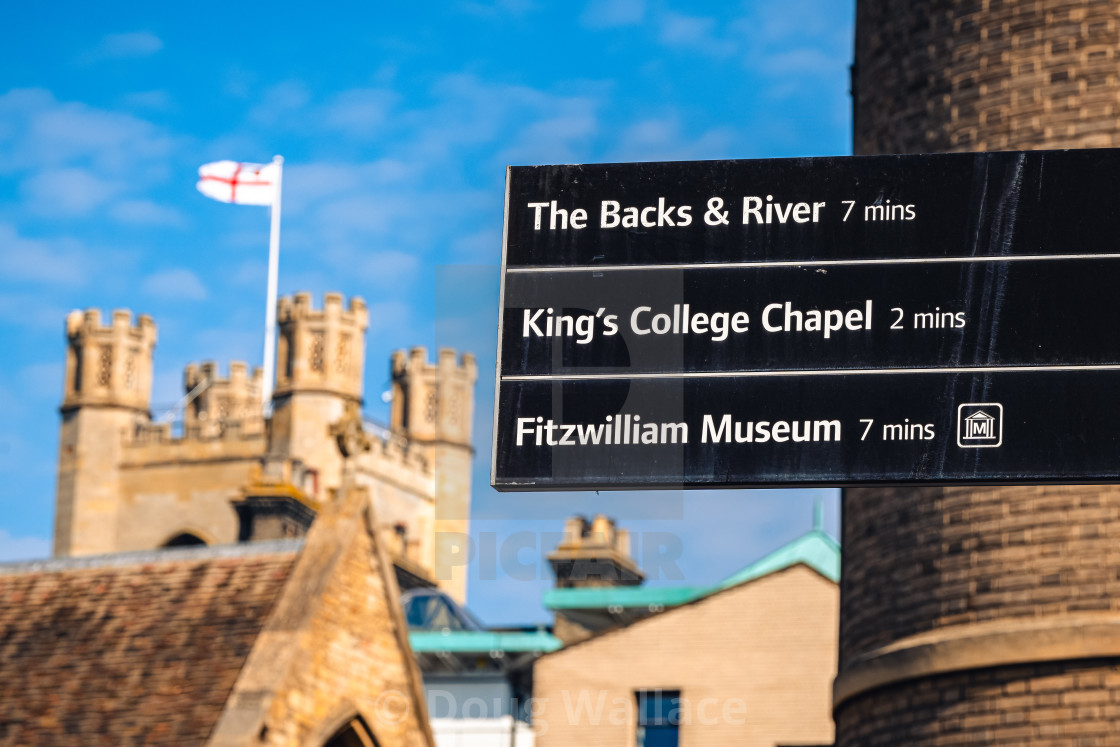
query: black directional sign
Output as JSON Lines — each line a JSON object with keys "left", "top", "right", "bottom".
{"left": 491, "top": 150, "right": 1120, "bottom": 490}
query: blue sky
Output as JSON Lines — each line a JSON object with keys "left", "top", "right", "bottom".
{"left": 1, "top": 0, "right": 853, "bottom": 623}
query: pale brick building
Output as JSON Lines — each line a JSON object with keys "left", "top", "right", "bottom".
{"left": 534, "top": 523, "right": 840, "bottom": 747}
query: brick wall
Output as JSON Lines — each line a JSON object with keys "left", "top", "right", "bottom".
{"left": 840, "top": 486, "right": 1120, "bottom": 670}
{"left": 854, "top": 0, "right": 1120, "bottom": 156}
{"left": 835, "top": 659, "right": 1120, "bottom": 747}
{"left": 844, "top": 3, "right": 1120, "bottom": 744}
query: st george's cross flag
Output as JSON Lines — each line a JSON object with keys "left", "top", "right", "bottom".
{"left": 195, "top": 156, "right": 284, "bottom": 410}
{"left": 196, "top": 160, "right": 278, "bottom": 205}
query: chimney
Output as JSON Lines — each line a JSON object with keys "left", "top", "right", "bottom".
{"left": 547, "top": 514, "right": 644, "bottom": 589}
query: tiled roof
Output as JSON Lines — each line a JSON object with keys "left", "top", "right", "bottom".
{"left": 0, "top": 543, "right": 299, "bottom": 745}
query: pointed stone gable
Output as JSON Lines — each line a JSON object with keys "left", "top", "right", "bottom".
{"left": 208, "top": 484, "right": 433, "bottom": 747}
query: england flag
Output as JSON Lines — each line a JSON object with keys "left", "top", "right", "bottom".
{"left": 196, "top": 160, "right": 278, "bottom": 205}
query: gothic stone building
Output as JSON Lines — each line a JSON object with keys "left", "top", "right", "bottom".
{"left": 54, "top": 291, "right": 476, "bottom": 604}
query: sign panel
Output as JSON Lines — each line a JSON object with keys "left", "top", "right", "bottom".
{"left": 492, "top": 150, "right": 1120, "bottom": 490}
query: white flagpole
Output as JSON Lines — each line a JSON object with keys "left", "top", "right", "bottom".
{"left": 261, "top": 155, "right": 283, "bottom": 413}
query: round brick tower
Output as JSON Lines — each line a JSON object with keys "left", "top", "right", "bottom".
{"left": 838, "top": 3, "right": 1120, "bottom": 745}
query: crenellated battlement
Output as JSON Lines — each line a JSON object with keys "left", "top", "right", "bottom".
{"left": 275, "top": 292, "right": 368, "bottom": 401}
{"left": 62, "top": 308, "right": 157, "bottom": 413}
{"left": 126, "top": 417, "right": 266, "bottom": 448}
{"left": 358, "top": 429, "right": 432, "bottom": 481}
{"left": 183, "top": 360, "right": 264, "bottom": 438}
{"left": 276, "top": 290, "right": 369, "bottom": 325}
{"left": 185, "top": 360, "right": 263, "bottom": 399}
{"left": 390, "top": 346, "right": 477, "bottom": 447}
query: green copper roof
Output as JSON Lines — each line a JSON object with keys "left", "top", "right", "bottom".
{"left": 542, "top": 529, "right": 840, "bottom": 612}
{"left": 409, "top": 630, "right": 562, "bottom": 654}
{"left": 542, "top": 583, "right": 708, "bottom": 610}
{"left": 713, "top": 529, "right": 840, "bottom": 588}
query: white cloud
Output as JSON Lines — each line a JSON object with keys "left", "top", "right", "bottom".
{"left": 22, "top": 167, "right": 123, "bottom": 216}
{"left": 188, "top": 328, "right": 263, "bottom": 370}
{"left": 141, "top": 268, "right": 208, "bottom": 301}
{"left": 19, "top": 362, "right": 63, "bottom": 400}
{"left": 150, "top": 368, "right": 187, "bottom": 413}
{"left": 86, "top": 31, "right": 164, "bottom": 62}
{"left": 0, "top": 293, "right": 69, "bottom": 330}
{"left": 658, "top": 12, "right": 737, "bottom": 56}
{"left": 282, "top": 159, "right": 490, "bottom": 278}
{"left": 416, "top": 74, "right": 602, "bottom": 165}
{"left": 730, "top": 2, "right": 853, "bottom": 102}
{"left": 581, "top": 0, "right": 645, "bottom": 28}
{"left": 228, "top": 259, "right": 269, "bottom": 287}
{"left": 450, "top": 228, "right": 502, "bottom": 263}
{"left": 314, "top": 193, "right": 414, "bottom": 237}
{"left": 323, "top": 88, "right": 398, "bottom": 138}
{"left": 0, "top": 529, "right": 50, "bottom": 563}
{"left": 121, "top": 90, "right": 176, "bottom": 112}
{"left": 609, "top": 115, "right": 735, "bottom": 162}
{"left": 110, "top": 199, "right": 185, "bottom": 226}
{"left": 0, "top": 223, "right": 92, "bottom": 286}
{"left": 762, "top": 48, "right": 843, "bottom": 77}
{"left": 498, "top": 103, "right": 599, "bottom": 165}
{"left": 340, "top": 248, "right": 420, "bottom": 288}
{"left": 0, "top": 88, "right": 177, "bottom": 177}
{"left": 285, "top": 160, "right": 412, "bottom": 213}
{"left": 248, "top": 80, "right": 311, "bottom": 125}
{"left": 460, "top": 0, "right": 538, "bottom": 17}
{"left": 364, "top": 299, "right": 414, "bottom": 336}
{"left": 0, "top": 382, "right": 26, "bottom": 422}
{"left": 745, "top": 0, "right": 845, "bottom": 42}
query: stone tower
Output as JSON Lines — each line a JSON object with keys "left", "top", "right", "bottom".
{"left": 270, "top": 291, "right": 368, "bottom": 497}
{"left": 55, "top": 309, "right": 157, "bottom": 556}
{"left": 838, "top": 3, "right": 1120, "bottom": 745}
{"left": 391, "top": 346, "right": 477, "bottom": 603}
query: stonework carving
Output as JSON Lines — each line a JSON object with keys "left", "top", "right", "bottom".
{"left": 97, "top": 346, "right": 112, "bottom": 387}
{"left": 309, "top": 330, "right": 325, "bottom": 374}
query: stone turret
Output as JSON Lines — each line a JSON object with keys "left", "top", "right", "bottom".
{"left": 62, "top": 308, "right": 156, "bottom": 414}
{"left": 390, "top": 346, "right": 477, "bottom": 449}
{"left": 56, "top": 309, "right": 157, "bottom": 557}
{"left": 270, "top": 292, "right": 368, "bottom": 504}
{"left": 183, "top": 361, "right": 263, "bottom": 438}
{"left": 391, "top": 346, "right": 477, "bottom": 603}
{"left": 274, "top": 291, "right": 367, "bottom": 401}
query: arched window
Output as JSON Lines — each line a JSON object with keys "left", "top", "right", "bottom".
{"left": 323, "top": 716, "right": 378, "bottom": 747}
{"left": 163, "top": 532, "right": 207, "bottom": 547}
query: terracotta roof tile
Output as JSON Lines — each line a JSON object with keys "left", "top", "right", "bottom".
{"left": 0, "top": 545, "right": 298, "bottom": 745}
